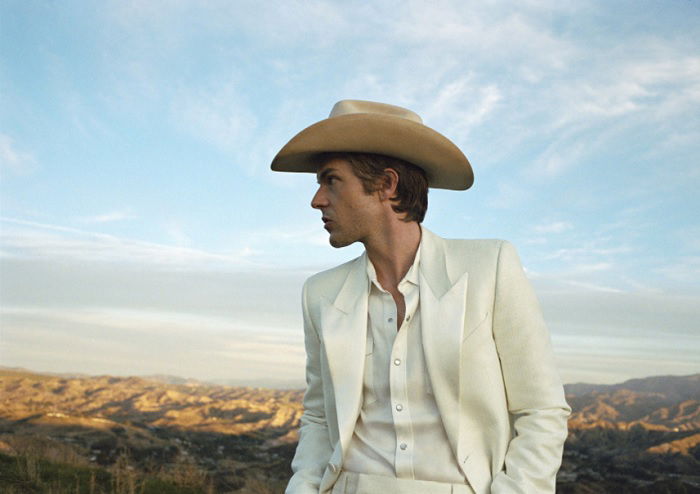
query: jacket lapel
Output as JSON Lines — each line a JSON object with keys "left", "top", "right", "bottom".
{"left": 320, "top": 254, "right": 369, "bottom": 454}
{"left": 419, "top": 228, "right": 469, "bottom": 463}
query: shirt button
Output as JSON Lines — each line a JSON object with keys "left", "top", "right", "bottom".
{"left": 395, "top": 404, "right": 403, "bottom": 411}
{"left": 394, "top": 358, "right": 401, "bottom": 366}
{"left": 400, "top": 443, "right": 407, "bottom": 450}
{"left": 406, "top": 315, "right": 411, "bottom": 321}
{"left": 388, "top": 317, "right": 394, "bottom": 323}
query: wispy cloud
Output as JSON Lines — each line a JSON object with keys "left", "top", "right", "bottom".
{"left": 0, "top": 305, "right": 306, "bottom": 386}
{"left": 1, "top": 306, "right": 300, "bottom": 338}
{"left": 243, "top": 223, "right": 330, "bottom": 248}
{"left": 77, "top": 210, "right": 136, "bottom": 224}
{"left": 655, "top": 256, "right": 700, "bottom": 284}
{"left": 674, "top": 227, "right": 700, "bottom": 253}
{"left": 0, "top": 134, "right": 37, "bottom": 177}
{"left": 164, "top": 220, "right": 192, "bottom": 247}
{"left": 569, "top": 262, "right": 613, "bottom": 274}
{"left": 531, "top": 138, "right": 589, "bottom": 177}
{"left": 538, "top": 40, "right": 700, "bottom": 127}
{"left": 422, "top": 78, "right": 502, "bottom": 137}
{"left": 545, "top": 244, "right": 632, "bottom": 262}
{"left": 525, "top": 237, "right": 640, "bottom": 294}
{"left": 0, "top": 217, "right": 259, "bottom": 270}
{"left": 171, "top": 81, "right": 258, "bottom": 161}
{"left": 487, "top": 182, "right": 533, "bottom": 209}
{"left": 562, "top": 279, "right": 622, "bottom": 293}
{"left": 534, "top": 221, "right": 573, "bottom": 234}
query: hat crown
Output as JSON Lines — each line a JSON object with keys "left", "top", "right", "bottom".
{"left": 329, "top": 99, "right": 423, "bottom": 124}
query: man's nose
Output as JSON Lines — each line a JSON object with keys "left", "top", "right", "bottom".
{"left": 311, "top": 186, "right": 327, "bottom": 209}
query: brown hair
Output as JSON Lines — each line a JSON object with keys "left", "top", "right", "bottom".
{"left": 315, "top": 152, "right": 428, "bottom": 223}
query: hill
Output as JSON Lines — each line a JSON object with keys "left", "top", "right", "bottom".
{"left": 0, "top": 369, "right": 302, "bottom": 492}
{"left": 1, "top": 369, "right": 699, "bottom": 493}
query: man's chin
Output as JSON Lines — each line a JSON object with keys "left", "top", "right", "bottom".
{"left": 328, "top": 234, "right": 354, "bottom": 249}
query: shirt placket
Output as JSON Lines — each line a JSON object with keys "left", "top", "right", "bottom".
{"left": 390, "top": 281, "right": 415, "bottom": 479}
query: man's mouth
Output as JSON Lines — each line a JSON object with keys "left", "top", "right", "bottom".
{"left": 322, "top": 217, "right": 333, "bottom": 230}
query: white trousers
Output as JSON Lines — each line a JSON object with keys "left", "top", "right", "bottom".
{"left": 331, "top": 472, "right": 475, "bottom": 494}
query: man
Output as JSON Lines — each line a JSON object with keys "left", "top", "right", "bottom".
{"left": 271, "top": 100, "right": 570, "bottom": 494}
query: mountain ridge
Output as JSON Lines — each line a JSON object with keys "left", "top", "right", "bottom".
{"left": 1, "top": 368, "right": 699, "bottom": 493}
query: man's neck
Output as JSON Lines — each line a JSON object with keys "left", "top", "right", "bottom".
{"left": 364, "top": 220, "right": 421, "bottom": 292}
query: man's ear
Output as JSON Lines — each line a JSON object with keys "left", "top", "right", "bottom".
{"left": 380, "top": 168, "right": 399, "bottom": 201}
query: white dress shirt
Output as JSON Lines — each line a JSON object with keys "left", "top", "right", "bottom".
{"left": 343, "top": 240, "right": 468, "bottom": 484}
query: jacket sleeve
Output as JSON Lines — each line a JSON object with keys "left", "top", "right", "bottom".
{"left": 490, "top": 241, "right": 571, "bottom": 494}
{"left": 285, "top": 280, "right": 334, "bottom": 494}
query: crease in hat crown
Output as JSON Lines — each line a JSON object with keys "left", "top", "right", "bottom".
{"left": 329, "top": 100, "right": 423, "bottom": 124}
{"left": 270, "top": 99, "right": 473, "bottom": 190}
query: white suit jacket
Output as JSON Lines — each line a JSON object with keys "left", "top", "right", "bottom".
{"left": 287, "top": 228, "right": 570, "bottom": 494}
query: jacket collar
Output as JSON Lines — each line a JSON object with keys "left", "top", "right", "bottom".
{"left": 418, "top": 226, "right": 453, "bottom": 299}
{"left": 331, "top": 253, "right": 368, "bottom": 315}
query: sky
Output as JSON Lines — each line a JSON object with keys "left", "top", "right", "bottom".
{"left": 1, "top": 0, "right": 699, "bottom": 388}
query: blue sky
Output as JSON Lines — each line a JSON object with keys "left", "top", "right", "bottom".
{"left": 1, "top": 0, "right": 699, "bottom": 387}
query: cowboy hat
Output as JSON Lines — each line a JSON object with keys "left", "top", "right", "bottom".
{"left": 270, "top": 100, "right": 473, "bottom": 190}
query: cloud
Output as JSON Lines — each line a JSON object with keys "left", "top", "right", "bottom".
{"left": 1, "top": 306, "right": 300, "bottom": 340}
{"left": 0, "top": 243, "right": 310, "bottom": 386}
{"left": 107, "top": 0, "right": 352, "bottom": 47}
{"left": 0, "top": 217, "right": 258, "bottom": 270}
{"left": 560, "top": 279, "right": 622, "bottom": 294}
{"left": 2, "top": 252, "right": 697, "bottom": 386}
{"left": 525, "top": 50, "right": 700, "bottom": 174}
{"left": 539, "top": 44, "right": 700, "bottom": 129}
{"left": 0, "top": 214, "right": 358, "bottom": 275}
{"left": 527, "top": 240, "right": 639, "bottom": 293}
{"left": 171, "top": 81, "right": 258, "bottom": 161}
{"left": 164, "top": 220, "right": 192, "bottom": 247}
{"left": 77, "top": 210, "right": 136, "bottom": 224}
{"left": 544, "top": 244, "right": 632, "bottom": 263}
{"left": 531, "top": 138, "right": 589, "bottom": 177}
{"left": 537, "top": 282, "right": 700, "bottom": 337}
{"left": 568, "top": 262, "right": 613, "bottom": 274}
{"left": 556, "top": 353, "right": 700, "bottom": 385}
{"left": 536, "top": 283, "right": 700, "bottom": 383}
{"left": 674, "top": 226, "right": 700, "bottom": 253}
{"left": 242, "top": 223, "right": 330, "bottom": 249}
{"left": 655, "top": 256, "right": 700, "bottom": 284}
{"left": 534, "top": 221, "right": 573, "bottom": 234}
{"left": 487, "top": 182, "right": 533, "bottom": 209}
{"left": 0, "top": 134, "right": 37, "bottom": 177}
{"left": 390, "top": 1, "right": 577, "bottom": 69}
{"left": 423, "top": 79, "right": 502, "bottom": 138}
{"left": 0, "top": 305, "right": 306, "bottom": 387}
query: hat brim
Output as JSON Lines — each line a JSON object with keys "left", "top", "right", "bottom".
{"left": 271, "top": 113, "right": 473, "bottom": 190}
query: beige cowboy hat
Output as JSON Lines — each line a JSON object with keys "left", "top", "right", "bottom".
{"left": 270, "top": 99, "right": 473, "bottom": 190}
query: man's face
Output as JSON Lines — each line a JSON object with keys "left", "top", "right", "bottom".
{"left": 311, "top": 158, "right": 382, "bottom": 248}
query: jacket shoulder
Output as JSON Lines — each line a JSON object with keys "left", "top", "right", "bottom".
{"left": 437, "top": 237, "right": 517, "bottom": 278}
{"left": 442, "top": 237, "right": 506, "bottom": 250}
{"left": 441, "top": 237, "right": 508, "bottom": 259}
{"left": 303, "top": 254, "right": 363, "bottom": 300}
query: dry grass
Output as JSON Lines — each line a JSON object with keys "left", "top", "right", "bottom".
{"left": 3, "top": 434, "right": 90, "bottom": 466}
{"left": 0, "top": 445, "right": 220, "bottom": 493}
{"left": 156, "top": 454, "right": 210, "bottom": 489}
{"left": 240, "top": 476, "right": 279, "bottom": 494}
